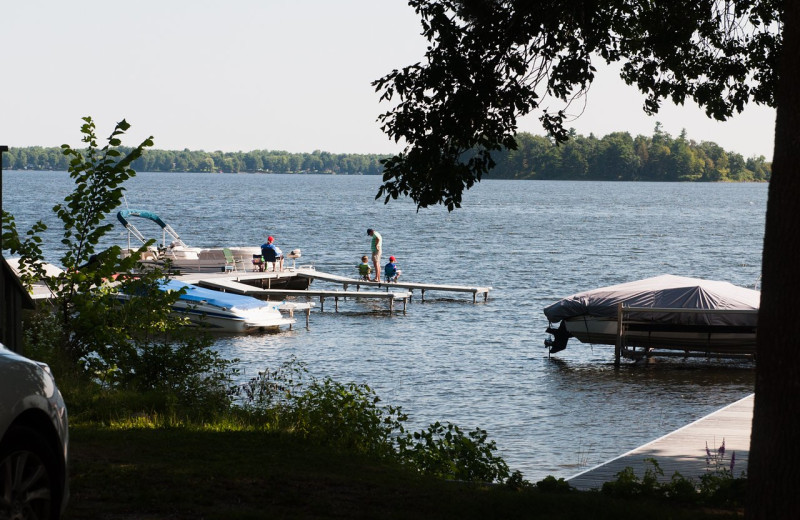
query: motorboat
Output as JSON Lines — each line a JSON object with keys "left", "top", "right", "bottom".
{"left": 117, "top": 209, "right": 263, "bottom": 272}
{"left": 153, "top": 279, "right": 296, "bottom": 333}
{"left": 9, "top": 255, "right": 297, "bottom": 332}
{"left": 543, "top": 275, "right": 759, "bottom": 357}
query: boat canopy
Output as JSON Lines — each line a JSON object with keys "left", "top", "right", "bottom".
{"left": 543, "top": 275, "right": 760, "bottom": 327}
{"left": 117, "top": 209, "right": 184, "bottom": 247}
{"left": 117, "top": 209, "right": 168, "bottom": 229}
{"left": 160, "top": 280, "right": 276, "bottom": 311}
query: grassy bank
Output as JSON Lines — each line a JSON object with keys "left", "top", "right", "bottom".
{"left": 65, "top": 424, "right": 741, "bottom": 519}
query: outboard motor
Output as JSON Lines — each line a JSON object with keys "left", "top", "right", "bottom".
{"left": 544, "top": 321, "right": 571, "bottom": 354}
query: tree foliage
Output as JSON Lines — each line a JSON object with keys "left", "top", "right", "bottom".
{"left": 2, "top": 117, "right": 233, "bottom": 415}
{"left": 491, "top": 129, "right": 770, "bottom": 181}
{"left": 1, "top": 146, "right": 387, "bottom": 175}
{"left": 375, "top": 2, "right": 796, "bottom": 518}
{"left": 2, "top": 127, "right": 770, "bottom": 182}
{"left": 373, "top": 0, "right": 781, "bottom": 209}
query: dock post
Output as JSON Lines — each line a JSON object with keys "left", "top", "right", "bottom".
{"left": 335, "top": 297, "right": 339, "bottom": 312}
{"left": 389, "top": 297, "right": 394, "bottom": 314}
{"left": 421, "top": 289, "right": 426, "bottom": 302}
{"left": 614, "top": 303, "right": 623, "bottom": 366}
{"left": 319, "top": 296, "right": 325, "bottom": 312}
{"left": 472, "top": 291, "right": 477, "bottom": 304}
{"left": 484, "top": 290, "right": 489, "bottom": 303}
{"left": 305, "top": 307, "right": 310, "bottom": 328}
{"left": 403, "top": 297, "right": 407, "bottom": 314}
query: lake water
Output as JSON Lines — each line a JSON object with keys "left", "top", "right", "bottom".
{"left": 3, "top": 171, "right": 763, "bottom": 481}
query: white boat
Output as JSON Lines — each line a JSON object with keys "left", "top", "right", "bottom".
{"left": 155, "top": 279, "right": 296, "bottom": 333}
{"left": 543, "top": 275, "right": 759, "bottom": 356}
{"left": 117, "top": 209, "right": 264, "bottom": 272}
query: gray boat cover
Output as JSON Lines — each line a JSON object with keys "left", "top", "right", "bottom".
{"left": 543, "top": 275, "right": 760, "bottom": 327}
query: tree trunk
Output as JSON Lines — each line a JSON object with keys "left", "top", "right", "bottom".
{"left": 747, "top": 2, "right": 800, "bottom": 518}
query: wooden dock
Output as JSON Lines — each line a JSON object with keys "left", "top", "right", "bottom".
{"left": 293, "top": 271, "right": 492, "bottom": 303}
{"left": 273, "top": 301, "right": 316, "bottom": 328}
{"left": 183, "top": 275, "right": 411, "bottom": 313}
{"left": 567, "top": 394, "right": 753, "bottom": 490}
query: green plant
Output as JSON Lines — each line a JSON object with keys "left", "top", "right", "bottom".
{"left": 4, "top": 117, "right": 235, "bottom": 420}
{"left": 601, "top": 446, "right": 748, "bottom": 507}
{"left": 602, "top": 466, "right": 644, "bottom": 498}
{"left": 291, "top": 378, "right": 407, "bottom": 459}
{"left": 534, "top": 475, "right": 571, "bottom": 493}
{"left": 234, "top": 358, "right": 511, "bottom": 483}
{"left": 236, "top": 358, "right": 310, "bottom": 413}
{"left": 397, "top": 421, "right": 510, "bottom": 483}
{"left": 601, "top": 458, "right": 665, "bottom": 498}
{"left": 698, "top": 439, "right": 747, "bottom": 507}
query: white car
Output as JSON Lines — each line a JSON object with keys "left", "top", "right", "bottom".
{"left": 0, "top": 343, "right": 69, "bottom": 519}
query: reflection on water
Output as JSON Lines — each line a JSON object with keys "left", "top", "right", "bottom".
{"left": 3, "top": 171, "right": 763, "bottom": 480}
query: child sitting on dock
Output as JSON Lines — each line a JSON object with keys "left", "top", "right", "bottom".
{"left": 384, "top": 256, "right": 400, "bottom": 283}
{"left": 357, "top": 255, "right": 372, "bottom": 281}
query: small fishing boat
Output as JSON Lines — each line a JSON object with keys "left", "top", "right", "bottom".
{"left": 155, "top": 279, "right": 296, "bottom": 333}
{"left": 543, "top": 274, "right": 759, "bottom": 358}
{"left": 117, "top": 209, "right": 263, "bottom": 273}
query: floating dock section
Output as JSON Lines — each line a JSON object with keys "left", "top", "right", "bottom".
{"left": 293, "top": 270, "right": 492, "bottom": 303}
{"left": 176, "top": 266, "right": 490, "bottom": 313}
{"left": 178, "top": 269, "right": 411, "bottom": 313}
{"left": 567, "top": 394, "right": 753, "bottom": 490}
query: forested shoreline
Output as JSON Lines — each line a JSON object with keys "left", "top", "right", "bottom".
{"left": 2, "top": 126, "right": 770, "bottom": 182}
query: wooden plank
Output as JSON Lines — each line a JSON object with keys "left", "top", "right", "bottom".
{"left": 293, "top": 270, "right": 492, "bottom": 299}
{"left": 196, "top": 279, "right": 410, "bottom": 300}
{"left": 567, "top": 394, "right": 753, "bottom": 490}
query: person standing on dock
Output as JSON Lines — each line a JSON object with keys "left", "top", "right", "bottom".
{"left": 367, "top": 228, "right": 382, "bottom": 282}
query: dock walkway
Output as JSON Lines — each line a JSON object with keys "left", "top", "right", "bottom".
{"left": 184, "top": 274, "right": 411, "bottom": 313}
{"left": 567, "top": 394, "right": 753, "bottom": 490}
{"left": 294, "top": 271, "right": 492, "bottom": 303}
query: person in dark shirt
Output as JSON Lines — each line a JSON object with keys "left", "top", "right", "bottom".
{"left": 261, "top": 236, "right": 284, "bottom": 271}
{"left": 384, "top": 255, "right": 400, "bottom": 282}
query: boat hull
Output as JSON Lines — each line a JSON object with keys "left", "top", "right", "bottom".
{"left": 172, "top": 301, "right": 295, "bottom": 333}
{"left": 564, "top": 316, "right": 757, "bottom": 353}
{"left": 118, "top": 280, "right": 297, "bottom": 333}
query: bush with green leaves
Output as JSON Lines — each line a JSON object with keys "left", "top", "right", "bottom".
{"left": 397, "top": 421, "right": 510, "bottom": 483}
{"left": 3, "top": 117, "right": 235, "bottom": 419}
{"left": 533, "top": 475, "right": 571, "bottom": 493}
{"left": 236, "top": 358, "right": 511, "bottom": 483}
{"left": 601, "top": 455, "right": 747, "bottom": 507}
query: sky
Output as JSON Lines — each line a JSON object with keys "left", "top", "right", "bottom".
{"left": 2, "top": 0, "right": 777, "bottom": 159}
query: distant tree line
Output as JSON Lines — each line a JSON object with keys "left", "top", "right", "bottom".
{"left": 1, "top": 147, "right": 387, "bottom": 175}
{"left": 3, "top": 125, "right": 770, "bottom": 181}
{"left": 488, "top": 125, "right": 771, "bottom": 182}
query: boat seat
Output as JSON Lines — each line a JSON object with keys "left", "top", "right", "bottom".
{"left": 252, "top": 254, "right": 265, "bottom": 272}
{"left": 223, "top": 248, "right": 237, "bottom": 272}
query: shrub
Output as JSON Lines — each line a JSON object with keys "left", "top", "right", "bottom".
{"left": 8, "top": 118, "right": 236, "bottom": 421}
{"left": 601, "top": 449, "right": 747, "bottom": 507}
{"left": 235, "top": 358, "right": 511, "bottom": 483}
